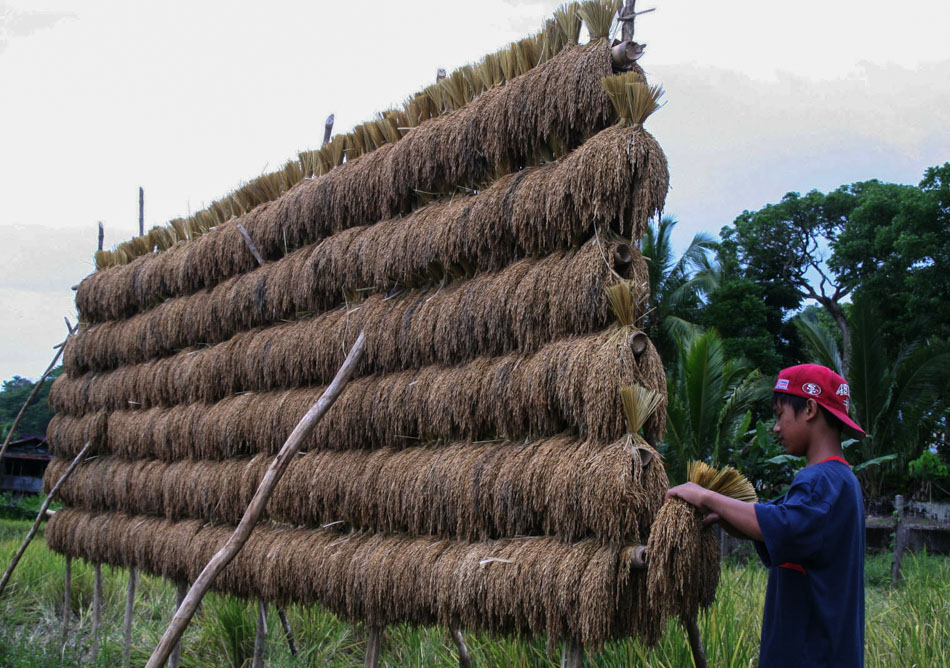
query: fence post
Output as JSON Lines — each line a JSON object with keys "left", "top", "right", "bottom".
{"left": 891, "top": 494, "right": 909, "bottom": 584}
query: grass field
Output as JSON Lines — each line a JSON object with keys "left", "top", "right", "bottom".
{"left": 0, "top": 519, "right": 947, "bottom": 667}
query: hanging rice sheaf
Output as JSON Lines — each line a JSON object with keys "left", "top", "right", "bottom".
{"left": 645, "top": 462, "right": 757, "bottom": 643}
{"left": 44, "top": 1, "right": 690, "bottom": 651}
{"left": 46, "top": 508, "right": 661, "bottom": 647}
{"left": 46, "top": 436, "right": 666, "bottom": 546}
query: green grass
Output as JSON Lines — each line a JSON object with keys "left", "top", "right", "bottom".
{"left": 0, "top": 519, "right": 947, "bottom": 666}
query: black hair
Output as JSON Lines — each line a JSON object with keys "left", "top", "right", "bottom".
{"left": 771, "top": 392, "right": 844, "bottom": 433}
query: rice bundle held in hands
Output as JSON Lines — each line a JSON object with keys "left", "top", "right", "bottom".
{"left": 646, "top": 462, "right": 757, "bottom": 642}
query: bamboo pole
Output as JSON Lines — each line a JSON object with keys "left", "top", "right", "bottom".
{"left": 123, "top": 567, "right": 137, "bottom": 667}
{"left": 560, "top": 638, "right": 584, "bottom": 668}
{"left": 98, "top": 221, "right": 105, "bottom": 251}
{"left": 450, "top": 629, "right": 472, "bottom": 668}
{"left": 253, "top": 600, "right": 267, "bottom": 668}
{"left": 0, "top": 441, "right": 92, "bottom": 597}
{"left": 323, "top": 114, "right": 335, "bottom": 146}
{"left": 0, "top": 327, "right": 74, "bottom": 466}
{"left": 139, "top": 187, "right": 144, "bottom": 237}
{"left": 145, "top": 331, "right": 366, "bottom": 668}
{"left": 364, "top": 626, "right": 383, "bottom": 668}
{"left": 278, "top": 608, "right": 298, "bottom": 657}
{"left": 684, "top": 617, "right": 709, "bottom": 668}
{"left": 91, "top": 563, "right": 104, "bottom": 660}
{"left": 62, "top": 556, "right": 72, "bottom": 640}
{"left": 169, "top": 581, "right": 187, "bottom": 668}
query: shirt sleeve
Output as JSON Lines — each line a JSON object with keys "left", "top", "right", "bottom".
{"left": 754, "top": 473, "right": 836, "bottom": 566}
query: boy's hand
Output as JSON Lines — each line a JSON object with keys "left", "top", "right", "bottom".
{"left": 665, "top": 482, "right": 709, "bottom": 510}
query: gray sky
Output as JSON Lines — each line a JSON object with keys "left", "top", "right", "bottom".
{"left": 1, "top": 0, "right": 948, "bottom": 384}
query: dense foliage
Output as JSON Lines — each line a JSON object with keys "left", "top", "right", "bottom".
{"left": 0, "top": 368, "right": 62, "bottom": 442}
{"left": 646, "top": 163, "right": 950, "bottom": 499}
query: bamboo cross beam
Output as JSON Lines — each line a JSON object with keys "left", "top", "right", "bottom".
{"left": 0, "top": 324, "right": 75, "bottom": 465}
{"left": 145, "top": 331, "right": 366, "bottom": 668}
{"left": 0, "top": 441, "right": 92, "bottom": 597}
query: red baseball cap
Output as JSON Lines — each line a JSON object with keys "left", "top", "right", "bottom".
{"left": 774, "top": 364, "right": 866, "bottom": 439}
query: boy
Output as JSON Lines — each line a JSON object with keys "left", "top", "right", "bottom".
{"left": 667, "top": 364, "right": 866, "bottom": 667}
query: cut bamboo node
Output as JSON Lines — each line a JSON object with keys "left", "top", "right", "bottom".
{"left": 612, "top": 243, "right": 633, "bottom": 268}
{"left": 611, "top": 40, "right": 645, "bottom": 69}
{"left": 628, "top": 331, "right": 648, "bottom": 357}
{"left": 622, "top": 544, "right": 649, "bottom": 569}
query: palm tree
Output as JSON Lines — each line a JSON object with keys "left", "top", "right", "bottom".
{"left": 640, "top": 215, "right": 716, "bottom": 358}
{"left": 794, "top": 299, "right": 950, "bottom": 496}
{"left": 663, "top": 327, "right": 770, "bottom": 483}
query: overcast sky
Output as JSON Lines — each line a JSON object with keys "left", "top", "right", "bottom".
{"left": 1, "top": 0, "right": 948, "bottom": 384}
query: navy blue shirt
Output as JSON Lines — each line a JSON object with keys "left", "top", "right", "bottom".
{"left": 753, "top": 458, "right": 865, "bottom": 667}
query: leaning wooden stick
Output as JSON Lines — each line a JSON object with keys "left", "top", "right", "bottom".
{"left": 450, "top": 629, "right": 473, "bottom": 668}
{"left": 278, "top": 608, "right": 298, "bottom": 657}
{"left": 146, "top": 331, "right": 366, "bottom": 668}
{"left": 0, "top": 441, "right": 92, "bottom": 597}
{"left": 0, "top": 325, "right": 74, "bottom": 465}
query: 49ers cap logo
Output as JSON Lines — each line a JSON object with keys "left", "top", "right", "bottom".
{"left": 801, "top": 382, "right": 822, "bottom": 396}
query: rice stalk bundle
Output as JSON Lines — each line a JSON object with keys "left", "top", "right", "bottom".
{"left": 91, "top": 3, "right": 602, "bottom": 273}
{"left": 62, "top": 237, "right": 645, "bottom": 388}
{"left": 75, "top": 124, "right": 664, "bottom": 334}
{"left": 553, "top": 3, "right": 583, "bottom": 46}
{"left": 50, "top": 328, "right": 667, "bottom": 462}
{"left": 76, "top": 42, "right": 630, "bottom": 325}
{"left": 645, "top": 462, "right": 758, "bottom": 641}
{"left": 47, "top": 434, "right": 666, "bottom": 545}
{"left": 46, "top": 508, "right": 655, "bottom": 646}
{"left": 601, "top": 73, "right": 663, "bottom": 127}
{"left": 577, "top": 0, "right": 622, "bottom": 41}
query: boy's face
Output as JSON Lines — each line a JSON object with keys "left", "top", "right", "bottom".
{"left": 772, "top": 400, "right": 810, "bottom": 457}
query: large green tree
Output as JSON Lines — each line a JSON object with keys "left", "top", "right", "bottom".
{"left": 719, "top": 163, "right": 950, "bottom": 370}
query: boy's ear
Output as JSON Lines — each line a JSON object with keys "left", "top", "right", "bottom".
{"left": 803, "top": 397, "right": 820, "bottom": 421}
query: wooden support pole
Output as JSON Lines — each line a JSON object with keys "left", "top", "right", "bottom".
{"left": 62, "top": 556, "right": 72, "bottom": 640}
{"left": 91, "top": 563, "right": 104, "bottom": 660}
{"left": 98, "top": 221, "right": 105, "bottom": 251}
{"left": 628, "top": 331, "right": 649, "bottom": 358}
{"left": 0, "top": 328, "right": 73, "bottom": 466}
{"left": 684, "top": 617, "right": 709, "bottom": 668}
{"left": 364, "top": 626, "right": 383, "bottom": 668}
{"left": 123, "top": 567, "right": 137, "bottom": 667}
{"left": 236, "top": 223, "right": 266, "bottom": 266}
{"left": 450, "top": 628, "right": 473, "bottom": 668}
{"left": 892, "top": 494, "right": 908, "bottom": 584}
{"left": 139, "top": 187, "right": 145, "bottom": 237}
{"left": 253, "top": 599, "right": 267, "bottom": 668}
{"left": 436, "top": 68, "right": 447, "bottom": 82}
{"left": 560, "top": 637, "right": 584, "bottom": 668}
{"left": 169, "top": 581, "right": 187, "bottom": 668}
{"left": 278, "top": 607, "right": 298, "bottom": 657}
{"left": 0, "top": 441, "right": 92, "bottom": 597}
{"left": 323, "top": 114, "right": 335, "bottom": 146}
{"left": 145, "top": 332, "right": 366, "bottom": 668}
